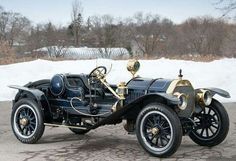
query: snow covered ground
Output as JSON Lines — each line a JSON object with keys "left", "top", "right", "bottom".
{"left": 34, "top": 46, "right": 130, "bottom": 59}
{"left": 0, "top": 58, "right": 235, "bottom": 102}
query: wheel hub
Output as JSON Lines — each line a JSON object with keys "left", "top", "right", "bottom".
{"left": 201, "top": 114, "right": 215, "bottom": 128}
{"left": 151, "top": 127, "right": 160, "bottom": 135}
{"left": 19, "top": 118, "right": 29, "bottom": 126}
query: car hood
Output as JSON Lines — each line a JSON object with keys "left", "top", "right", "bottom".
{"left": 127, "top": 77, "right": 173, "bottom": 93}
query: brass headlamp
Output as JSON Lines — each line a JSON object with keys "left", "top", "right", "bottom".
{"left": 174, "top": 92, "right": 188, "bottom": 110}
{"left": 196, "top": 89, "right": 212, "bottom": 106}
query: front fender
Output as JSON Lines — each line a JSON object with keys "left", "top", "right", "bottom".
{"left": 133, "top": 93, "right": 180, "bottom": 105}
{"left": 196, "top": 87, "right": 230, "bottom": 98}
{"left": 89, "top": 93, "right": 179, "bottom": 129}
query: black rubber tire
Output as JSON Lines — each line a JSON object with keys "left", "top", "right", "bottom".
{"left": 136, "top": 103, "right": 182, "bottom": 158}
{"left": 189, "top": 99, "right": 229, "bottom": 147}
{"left": 11, "top": 98, "right": 45, "bottom": 144}
{"left": 69, "top": 128, "right": 90, "bottom": 135}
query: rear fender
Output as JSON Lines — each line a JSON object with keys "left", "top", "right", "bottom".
{"left": 9, "top": 85, "right": 52, "bottom": 122}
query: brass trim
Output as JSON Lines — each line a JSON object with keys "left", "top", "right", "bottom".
{"left": 167, "top": 79, "right": 195, "bottom": 117}
{"left": 44, "top": 123, "right": 87, "bottom": 130}
{"left": 20, "top": 118, "right": 28, "bottom": 126}
{"left": 173, "top": 92, "right": 188, "bottom": 110}
{"left": 91, "top": 67, "right": 127, "bottom": 101}
{"left": 127, "top": 59, "right": 140, "bottom": 77}
{"left": 166, "top": 79, "right": 193, "bottom": 94}
{"left": 117, "top": 82, "right": 128, "bottom": 100}
{"left": 196, "top": 89, "right": 212, "bottom": 106}
{"left": 111, "top": 101, "right": 121, "bottom": 112}
{"left": 151, "top": 127, "right": 160, "bottom": 135}
{"left": 99, "top": 79, "right": 122, "bottom": 100}
{"left": 166, "top": 80, "right": 179, "bottom": 94}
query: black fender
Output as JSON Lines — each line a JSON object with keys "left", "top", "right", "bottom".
{"left": 9, "top": 85, "right": 52, "bottom": 122}
{"left": 126, "top": 93, "right": 180, "bottom": 106}
{"left": 194, "top": 87, "right": 230, "bottom": 114}
{"left": 90, "top": 93, "right": 179, "bottom": 129}
{"left": 123, "top": 93, "right": 179, "bottom": 120}
{"left": 195, "top": 87, "right": 230, "bottom": 98}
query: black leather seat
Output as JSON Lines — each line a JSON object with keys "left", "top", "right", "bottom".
{"left": 65, "top": 74, "right": 104, "bottom": 97}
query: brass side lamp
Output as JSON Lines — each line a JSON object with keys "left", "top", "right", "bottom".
{"left": 127, "top": 59, "right": 140, "bottom": 78}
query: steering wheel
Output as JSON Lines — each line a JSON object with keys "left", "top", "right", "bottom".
{"left": 88, "top": 66, "right": 107, "bottom": 79}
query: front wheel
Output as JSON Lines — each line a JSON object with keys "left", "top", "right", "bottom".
{"left": 11, "top": 99, "right": 45, "bottom": 144}
{"left": 189, "top": 99, "right": 229, "bottom": 147}
{"left": 136, "top": 103, "right": 182, "bottom": 158}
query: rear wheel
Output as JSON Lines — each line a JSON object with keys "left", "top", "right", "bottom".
{"left": 136, "top": 103, "right": 182, "bottom": 158}
{"left": 189, "top": 99, "right": 229, "bottom": 146}
{"left": 11, "top": 99, "right": 45, "bottom": 144}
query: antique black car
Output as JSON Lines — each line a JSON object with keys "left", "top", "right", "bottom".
{"left": 9, "top": 60, "right": 230, "bottom": 157}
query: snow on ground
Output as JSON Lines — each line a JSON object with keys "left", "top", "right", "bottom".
{"left": 35, "top": 46, "right": 130, "bottom": 59}
{"left": 0, "top": 58, "right": 235, "bottom": 102}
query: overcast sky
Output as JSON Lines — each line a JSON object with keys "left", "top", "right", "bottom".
{"left": 0, "top": 0, "right": 223, "bottom": 25}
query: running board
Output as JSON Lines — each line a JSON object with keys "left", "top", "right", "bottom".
{"left": 44, "top": 123, "right": 87, "bottom": 130}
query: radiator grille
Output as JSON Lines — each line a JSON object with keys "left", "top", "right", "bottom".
{"left": 127, "top": 89, "right": 145, "bottom": 102}
{"left": 174, "top": 86, "right": 195, "bottom": 117}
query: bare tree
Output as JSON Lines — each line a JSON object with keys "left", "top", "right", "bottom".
{"left": 89, "top": 15, "right": 123, "bottom": 58}
{"left": 180, "top": 16, "right": 227, "bottom": 56}
{"left": 70, "top": 0, "right": 83, "bottom": 47}
{"left": 129, "top": 12, "right": 174, "bottom": 57}
{"left": 27, "top": 22, "right": 69, "bottom": 58}
{"left": 8, "top": 13, "right": 30, "bottom": 47}
{"left": 0, "top": 8, "right": 9, "bottom": 42}
{"left": 0, "top": 9, "right": 30, "bottom": 47}
{"left": 215, "top": 0, "right": 236, "bottom": 17}
{"left": 44, "top": 22, "right": 69, "bottom": 58}
{"left": 0, "top": 6, "right": 31, "bottom": 61}
{"left": 221, "top": 24, "right": 236, "bottom": 57}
